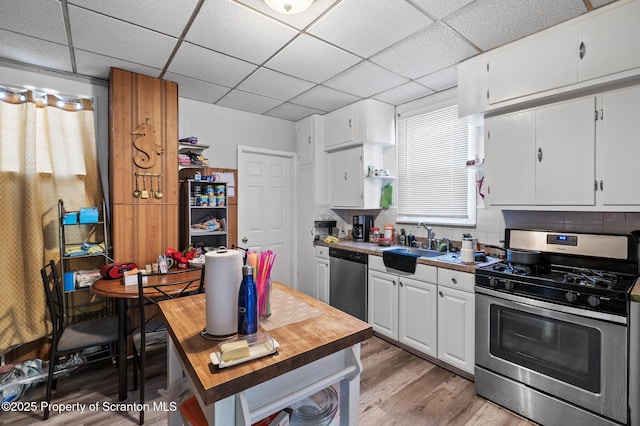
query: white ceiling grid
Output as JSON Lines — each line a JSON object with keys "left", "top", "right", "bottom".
{"left": 0, "top": 0, "right": 615, "bottom": 121}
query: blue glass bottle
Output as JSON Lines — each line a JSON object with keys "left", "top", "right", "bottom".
{"left": 238, "top": 265, "right": 257, "bottom": 335}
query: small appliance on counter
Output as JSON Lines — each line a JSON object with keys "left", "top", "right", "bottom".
{"left": 352, "top": 215, "right": 373, "bottom": 242}
{"left": 314, "top": 220, "right": 337, "bottom": 241}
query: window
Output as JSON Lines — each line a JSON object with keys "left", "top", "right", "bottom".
{"left": 397, "top": 103, "right": 476, "bottom": 226}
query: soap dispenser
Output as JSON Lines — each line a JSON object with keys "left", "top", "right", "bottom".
{"left": 399, "top": 228, "right": 406, "bottom": 246}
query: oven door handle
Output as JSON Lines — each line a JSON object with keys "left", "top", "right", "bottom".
{"left": 475, "top": 286, "right": 627, "bottom": 325}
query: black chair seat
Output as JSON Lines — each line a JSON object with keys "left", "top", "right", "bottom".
{"left": 57, "top": 316, "right": 119, "bottom": 352}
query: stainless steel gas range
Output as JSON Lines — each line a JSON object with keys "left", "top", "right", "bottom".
{"left": 475, "top": 229, "right": 640, "bottom": 426}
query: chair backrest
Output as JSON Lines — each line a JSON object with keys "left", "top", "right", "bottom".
{"left": 40, "top": 260, "right": 64, "bottom": 344}
{"left": 136, "top": 267, "right": 205, "bottom": 330}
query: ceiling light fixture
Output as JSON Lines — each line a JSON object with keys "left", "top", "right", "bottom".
{"left": 264, "top": 0, "right": 314, "bottom": 14}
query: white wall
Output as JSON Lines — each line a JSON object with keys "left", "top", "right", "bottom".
{"left": 179, "top": 97, "right": 296, "bottom": 169}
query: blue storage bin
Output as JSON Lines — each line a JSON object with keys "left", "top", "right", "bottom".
{"left": 79, "top": 207, "right": 99, "bottom": 223}
{"left": 62, "top": 212, "right": 78, "bottom": 225}
{"left": 63, "top": 271, "right": 76, "bottom": 292}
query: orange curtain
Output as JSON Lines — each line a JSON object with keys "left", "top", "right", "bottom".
{"left": 0, "top": 86, "right": 103, "bottom": 352}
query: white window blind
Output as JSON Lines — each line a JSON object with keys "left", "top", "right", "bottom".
{"left": 397, "top": 104, "right": 473, "bottom": 224}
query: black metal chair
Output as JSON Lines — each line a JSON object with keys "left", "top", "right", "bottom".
{"left": 132, "top": 267, "right": 205, "bottom": 425}
{"left": 40, "top": 260, "right": 119, "bottom": 420}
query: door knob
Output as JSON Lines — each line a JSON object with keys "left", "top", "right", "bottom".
{"left": 242, "top": 236, "right": 248, "bottom": 243}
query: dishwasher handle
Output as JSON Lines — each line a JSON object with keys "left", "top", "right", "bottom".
{"left": 329, "top": 247, "right": 367, "bottom": 264}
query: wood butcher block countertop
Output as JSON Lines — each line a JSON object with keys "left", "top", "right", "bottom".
{"left": 315, "top": 239, "right": 502, "bottom": 273}
{"left": 158, "top": 281, "right": 373, "bottom": 406}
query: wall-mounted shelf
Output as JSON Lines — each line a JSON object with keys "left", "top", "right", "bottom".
{"left": 179, "top": 142, "right": 210, "bottom": 169}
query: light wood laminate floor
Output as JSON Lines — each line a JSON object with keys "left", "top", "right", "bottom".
{"left": 3, "top": 336, "right": 535, "bottom": 425}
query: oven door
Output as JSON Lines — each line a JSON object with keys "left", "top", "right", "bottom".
{"left": 476, "top": 288, "right": 628, "bottom": 424}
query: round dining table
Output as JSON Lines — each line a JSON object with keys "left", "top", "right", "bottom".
{"left": 91, "top": 268, "right": 203, "bottom": 401}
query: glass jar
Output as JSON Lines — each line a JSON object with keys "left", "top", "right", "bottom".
{"left": 370, "top": 227, "right": 380, "bottom": 243}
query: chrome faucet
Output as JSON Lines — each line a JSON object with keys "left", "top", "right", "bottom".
{"left": 417, "top": 222, "right": 435, "bottom": 250}
{"left": 442, "top": 237, "right": 451, "bottom": 252}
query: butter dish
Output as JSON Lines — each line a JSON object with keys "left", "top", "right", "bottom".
{"left": 210, "top": 331, "right": 278, "bottom": 368}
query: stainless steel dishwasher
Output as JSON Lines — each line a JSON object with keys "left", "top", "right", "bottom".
{"left": 329, "top": 247, "right": 367, "bottom": 321}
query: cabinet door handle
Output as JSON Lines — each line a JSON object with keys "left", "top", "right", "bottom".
{"left": 399, "top": 281, "right": 403, "bottom": 287}
{"left": 439, "top": 291, "right": 443, "bottom": 297}
{"left": 393, "top": 280, "right": 396, "bottom": 286}
{"left": 595, "top": 180, "right": 598, "bottom": 191}
{"left": 344, "top": 172, "right": 347, "bottom": 181}
{"left": 579, "top": 41, "right": 586, "bottom": 60}
{"left": 451, "top": 278, "right": 457, "bottom": 285}
{"left": 348, "top": 119, "right": 352, "bottom": 128}
{"left": 308, "top": 136, "right": 311, "bottom": 144}
{"left": 600, "top": 180, "right": 604, "bottom": 191}
{"left": 537, "top": 147, "right": 543, "bottom": 162}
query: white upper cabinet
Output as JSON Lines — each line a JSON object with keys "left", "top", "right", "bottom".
{"left": 534, "top": 97, "right": 596, "bottom": 205}
{"left": 329, "top": 144, "right": 385, "bottom": 209}
{"left": 458, "top": 0, "right": 640, "bottom": 116}
{"left": 484, "top": 110, "right": 536, "bottom": 206}
{"left": 324, "top": 99, "right": 395, "bottom": 151}
{"left": 578, "top": 0, "right": 640, "bottom": 82}
{"left": 485, "top": 96, "right": 596, "bottom": 207}
{"left": 296, "top": 115, "right": 315, "bottom": 166}
{"left": 598, "top": 85, "right": 640, "bottom": 206}
{"left": 488, "top": 24, "right": 578, "bottom": 105}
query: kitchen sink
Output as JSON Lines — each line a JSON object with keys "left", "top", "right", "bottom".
{"left": 385, "top": 247, "right": 444, "bottom": 258}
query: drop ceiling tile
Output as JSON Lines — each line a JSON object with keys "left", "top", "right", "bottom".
{"left": 168, "top": 42, "right": 257, "bottom": 88}
{"left": 75, "top": 49, "right": 161, "bottom": 80}
{"left": 185, "top": 1, "right": 297, "bottom": 65}
{"left": 373, "top": 81, "right": 434, "bottom": 105}
{"left": 371, "top": 22, "right": 477, "bottom": 79}
{"left": 445, "top": 0, "right": 587, "bottom": 51}
{"left": 237, "top": 68, "right": 315, "bottom": 101}
{"left": 68, "top": 5, "right": 177, "bottom": 69}
{"left": 68, "top": 0, "right": 199, "bottom": 37}
{"left": 0, "top": 29, "right": 72, "bottom": 72}
{"left": 410, "top": 0, "right": 475, "bottom": 20}
{"left": 324, "top": 61, "right": 408, "bottom": 98}
{"left": 265, "top": 102, "right": 324, "bottom": 122}
{"left": 415, "top": 66, "right": 458, "bottom": 91}
{"left": 233, "top": 0, "right": 337, "bottom": 30}
{"left": 265, "top": 34, "right": 361, "bottom": 83}
{"left": 217, "top": 90, "right": 283, "bottom": 114}
{"left": 164, "top": 72, "right": 230, "bottom": 104}
{"left": 289, "top": 85, "right": 359, "bottom": 112}
{"left": 308, "top": 0, "right": 432, "bottom": 58}
{"left": 0, "top": 0, "right": 67, "bottom": 44}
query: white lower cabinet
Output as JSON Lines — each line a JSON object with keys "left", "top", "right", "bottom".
{"left": 368, "top": 256, "right": 438, "bottom": 359}
{"left": 369, "top": 255, "right": 475, "bottom": 375}
{"left": 314, "top": 246, "right": 330, "bottom": 304}
{"left": 437, "top": 269, "right": 475, "bottom": 374}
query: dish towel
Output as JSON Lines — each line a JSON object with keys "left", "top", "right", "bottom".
{"left": 380, "top": 184, "right": 393, "bottom": 209}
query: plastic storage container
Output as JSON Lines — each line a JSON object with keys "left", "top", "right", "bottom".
{"left": 288, "top": 386, "right": 338, "bottom": 426}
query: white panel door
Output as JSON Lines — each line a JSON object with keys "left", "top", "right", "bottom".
{"left": 578, "top": 0, "right": 640, "bottom": 82}
{"left": 399, "top": 277, "right": 437, "bottom": 358}
{"left": 437, "top": 286, "right": 474, "bottom": 374}
{"left": 599, "top": 85, "right": 640, "bottom": 205}
{"left": 367, "top": 269, "right": 397, "bottom": 340}
{"left": 484, "top": 111, "right": 536, "bottom": 206}
{"left": 238, "top": 147, "right": 294, "bottom": 286}
{"left": 314, "top": 257, "right": 329, "bottom": 304}
{"left": 535, "top": 97, "right": 596, "bottom": 205}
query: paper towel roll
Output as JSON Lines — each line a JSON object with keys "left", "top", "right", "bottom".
{"left": 204, "top": 249, "right": 243, "bottom": 336}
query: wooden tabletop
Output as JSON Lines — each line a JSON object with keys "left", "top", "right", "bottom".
{"left": 158, "top": 281, "right": 373, "bottom": 406}
{"left": 91, "top": 268, "right": 202, "bottom": 299}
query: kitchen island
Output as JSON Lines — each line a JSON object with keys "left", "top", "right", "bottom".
{"left": 158, "top": 281, "right": 372, "bottom": 425}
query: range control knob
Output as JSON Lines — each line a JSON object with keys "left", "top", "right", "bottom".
{"left": 588, "top": 295, "right": 601, "bottom": 307}
{"left": 565, "top": 291, "right": 578, "bottom": 303}
{"left": 488, "top": 277, "right": 497, "bottom": 287}
{"left": 504, "top": 280, "right": 514, "bottom": 291}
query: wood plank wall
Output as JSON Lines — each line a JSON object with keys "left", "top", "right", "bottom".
{"left": 109, "top": 68, "right": 179, "bottom": 267}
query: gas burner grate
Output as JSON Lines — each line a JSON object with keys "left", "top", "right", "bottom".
{"left": 492, "top": 262, "right": 546, "bottom": 276}
{"left": 561, "top": 268, "right": 619, "bottom": 289}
